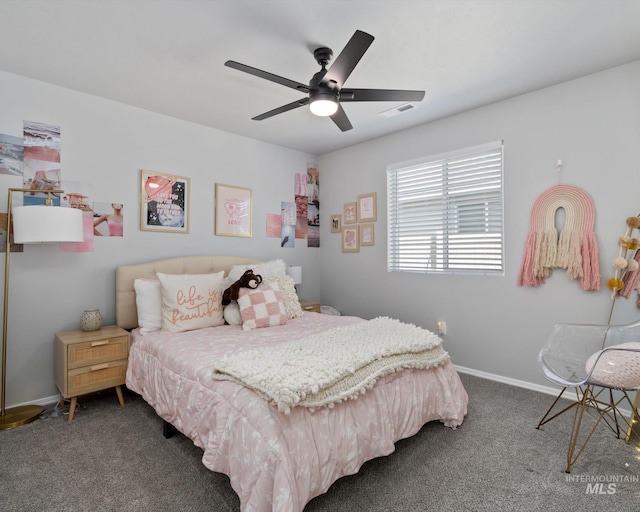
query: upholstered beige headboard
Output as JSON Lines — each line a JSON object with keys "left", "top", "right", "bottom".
{"left": 115, "top": 255, "right": 262, "bottom": 330}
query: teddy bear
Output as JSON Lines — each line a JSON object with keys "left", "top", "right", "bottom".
{"left": 222, "top": 269, "right": 263, "bottom": 305}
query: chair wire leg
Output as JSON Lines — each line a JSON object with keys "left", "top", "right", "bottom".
{"left": 566, "top": 387, "right": 640, "bottom": 472}
{"left": 593, "top": 389, "right": 618, "bottom": 430}
{"left": 625, "top": 390, "right": 640, "bottom": 443}
{"left": 536, "top": 387, "right": 579, "bottom": 429}
{"left": 610, "top": 388, "right": 622, "bottom": 439}
{"left": 566, "top": 385, "right": 608, "bottom": 473}
{"left": 566, "top": 387, "right": 589, "bottom": 473}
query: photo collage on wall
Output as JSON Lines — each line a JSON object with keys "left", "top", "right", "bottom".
{"left": 267, "top": 162, "right": 320, "bottom": 248}
{"left": 307, "top": 163, "right": 320, "bottom": 247}
{"left": 0, "top": 133, "right": 24, "bottom": 252}
{"left": 0, "top": 121, "right": 125, "bottom": 254}
{"left": 22, "top": 120, "right": 62, "bottom": 206}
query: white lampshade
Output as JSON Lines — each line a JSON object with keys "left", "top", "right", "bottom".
{"left": 287, "top": 265, "right": 302, "bottom": 285}
{"left": 12, "top": 205, "right": 84, "bottom": 244}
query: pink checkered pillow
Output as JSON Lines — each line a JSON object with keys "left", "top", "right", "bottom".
{"left": 237, "top": 282, "right": 288, "bottom": 331}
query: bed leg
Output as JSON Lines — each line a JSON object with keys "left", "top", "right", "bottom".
{"left": 162, "top": 420, "right": 175, "bottom": 439}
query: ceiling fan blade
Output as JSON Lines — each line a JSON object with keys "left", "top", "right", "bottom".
{"left": 323, "top": 30, "right": 374, "bottom": 88}
{"left": 340, "top": 88, "right": 426, "bottom": 102}
{"left": 330, "top": 104, "right": 353, "bottom": 132}
{"left": 252, "top": 98, "right": 310, "bottom": 121}
{"left": 225, "top": 61, "right": 310, "bottom": 93}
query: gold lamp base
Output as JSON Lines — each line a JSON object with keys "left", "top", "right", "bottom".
{"left": 0, "top": 404, "right": 44, "bottom": 430}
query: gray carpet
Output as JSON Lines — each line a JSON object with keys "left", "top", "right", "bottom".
{"left": 2, "top": 373, "right": 639, "bottom": 511}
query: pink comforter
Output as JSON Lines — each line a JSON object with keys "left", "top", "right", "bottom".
{"left": 126, "top": 313, "right": 468, "bottom": 511}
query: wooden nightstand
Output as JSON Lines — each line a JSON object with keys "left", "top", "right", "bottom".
{"left": 54, "top": 325, "right": 130, "bottom": 422}
{"left": 299, "top": 300, "right": 321, "bottom": 313}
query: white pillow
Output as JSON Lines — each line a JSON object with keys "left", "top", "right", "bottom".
{"left": 156, "top": 272, "right": 225, "bottom": 333}
{"left": 134, "top": 278, "right": 162, "bottom": 334}
{"left": 237, "top": 282, "right": 288, "bottom": 331}
{"left": 223, "top": 302, "right": 243, "bottom": 325}
{"left": 265, "top": 275, "right": 303, "bottom": 319}
{"left": 227, "top": 259, "right": 287, "bottom": 282}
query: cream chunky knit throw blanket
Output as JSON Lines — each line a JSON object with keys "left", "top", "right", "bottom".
{"left": 212, "top": 317, "right": 449, "bottom": 413}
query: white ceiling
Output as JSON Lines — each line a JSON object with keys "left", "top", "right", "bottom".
{"left": 1, "top": 0, "right": 639, "bottom": 156}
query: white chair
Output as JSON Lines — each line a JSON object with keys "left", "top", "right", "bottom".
{"left": 536, "top": 320, "right": 640, "bottom": 472}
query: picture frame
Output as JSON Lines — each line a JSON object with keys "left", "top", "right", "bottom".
{"left": 140, "top": 170, "right": 190, "bottom": 233}
{"left": 330, "top": 214, "right": 342, "bottom": 233}
{"left": 215, "top": 183, "right": 253, "bottom": 237}
{"left": 360, "top": 223, "right": 375, "bottom": 246}
{"left": 342, "top": 225, "right": 359, "bottom": 253}
{"left": 343, "top": 202, "right": 357, "bottom": 224}
{"left": 357, "top": 192, "right": 377, "bottom": 222}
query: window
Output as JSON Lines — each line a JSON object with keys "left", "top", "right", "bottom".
{"left": 387, "top": 141, "right": 504, "bottom": 275}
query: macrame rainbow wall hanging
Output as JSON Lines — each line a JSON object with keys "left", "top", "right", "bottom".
{"left": 517, "top": 184, "right": 600, "bottom": 291}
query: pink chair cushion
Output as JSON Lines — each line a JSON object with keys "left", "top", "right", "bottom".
{"left": 585, "top": 342, "right": 640, "bottom": 389}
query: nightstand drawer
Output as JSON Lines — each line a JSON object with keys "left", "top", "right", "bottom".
{"left": 66, "top": 359, "right": 127, "bottom": 397}
{"left": 67, "top": 336, "right": 129, "bottom": 369}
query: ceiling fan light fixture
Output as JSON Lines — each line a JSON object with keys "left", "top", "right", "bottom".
{"left": 225, "top": 30, "right": 424, "bottom": 131}
{"left": 309, "top": 94, "right": 338, "bottom": 117}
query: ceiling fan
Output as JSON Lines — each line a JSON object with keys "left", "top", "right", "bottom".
{"left": 224, "top": 30, "right": 425, "bottom": 132}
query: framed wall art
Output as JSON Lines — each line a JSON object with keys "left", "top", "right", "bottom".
{"left": 343, "top": 202, "right": 357, "bottom": 224}
{"left": 215, "top": 183, "right": 253, "bottom": 237}
{"left": 360, "top": 223, "right": 375, "bottom": 246}
{"left": 140, "top": 170, "right": 190, "bottom": 233}
{"left": 357, "top": 192, "right": 377, "bottom": 222}
{"left": 342, "top": 225, "right": 359, "bottom": 253}
{"left": 330, "top": 214, "right": 342, "bottom": 233}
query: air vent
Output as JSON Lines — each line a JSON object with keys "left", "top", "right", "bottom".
{"left": 378, "top": 103, "right": 417, "bottom": 118}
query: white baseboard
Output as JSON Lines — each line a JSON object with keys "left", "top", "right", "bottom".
{"left": 454, "top": 364, "right": 566, "bottom": 397}
{"left": 12, "top": 394, "right": 62, "bottom": 409}
{"left": 454, "top": 364, "right": 635, "bottom": 419}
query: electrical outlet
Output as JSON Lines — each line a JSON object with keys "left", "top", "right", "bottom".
{"left": 436, "top": 321, "right": 447, "bottom": 336}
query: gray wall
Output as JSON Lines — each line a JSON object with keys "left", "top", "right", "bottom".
{"left": 2, "top": 59, "right": 640, "bottom": 407}
{"left": 0, "top": 70, "right": 319, "bottom": 407}
{"left": 318, "top": 60, "right": 640, "bottom": 389}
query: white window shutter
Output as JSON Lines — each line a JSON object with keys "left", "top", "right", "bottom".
{"left": 387, "top": 141, "right": 504, "bottom": 275}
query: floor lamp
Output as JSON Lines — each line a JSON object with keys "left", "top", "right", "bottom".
{"left": 0, "top": 188, "right": 83, "bottom": 430}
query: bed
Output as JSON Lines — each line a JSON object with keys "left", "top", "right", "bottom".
{"left": 117, "top": 255, "right": 468, "bottom": 512}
